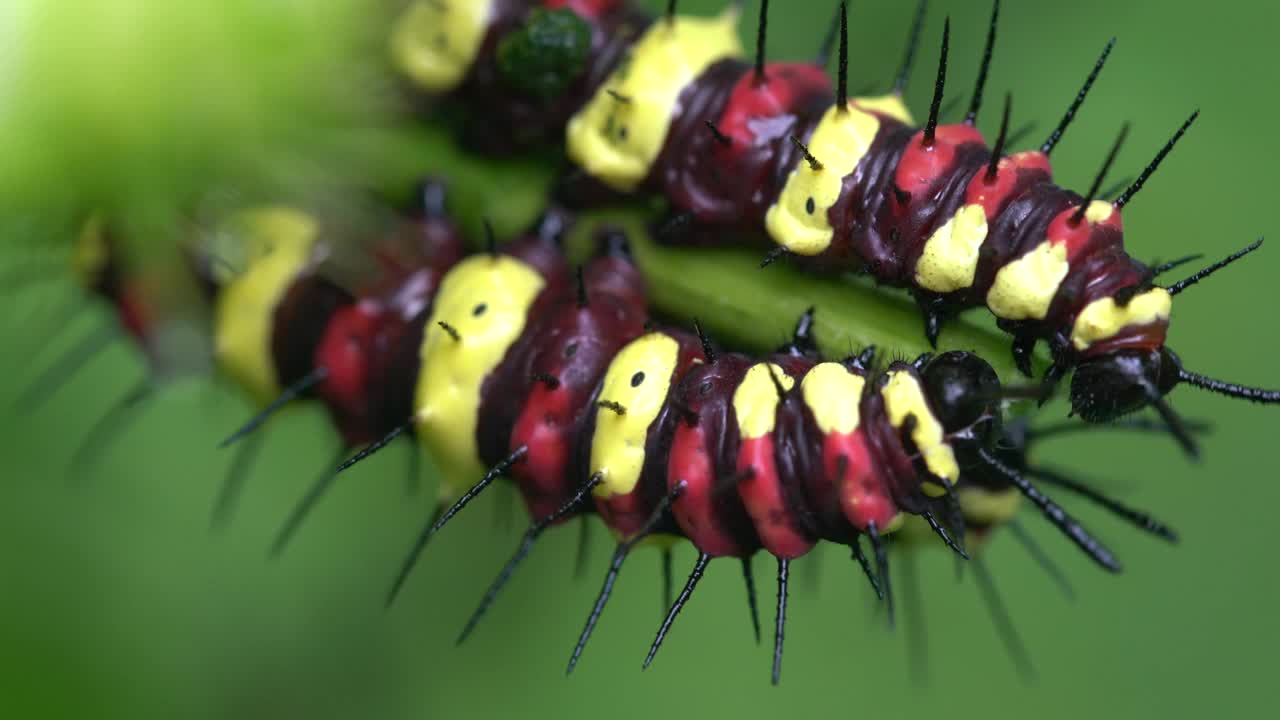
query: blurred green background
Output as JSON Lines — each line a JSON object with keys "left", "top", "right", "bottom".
{"left": 3, "top": 0, "right": 1279, "bottom": 718}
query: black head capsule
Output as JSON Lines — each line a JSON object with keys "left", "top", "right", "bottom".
{"left": 918, "top": 351, "right": 1001, "bottom": 438}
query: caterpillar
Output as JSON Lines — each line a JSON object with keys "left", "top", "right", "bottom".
{"left": 198, "top": 180, "right": 1180, "bottom": 683}
{"left": 21, "top": 176, "right": 1184, "bottom": 682}
{"left": 390, "top": 0, "right": 1280, "bottom": 457}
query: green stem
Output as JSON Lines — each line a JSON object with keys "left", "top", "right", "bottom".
{"left": 386, "top": 123, "right": 1043, "bottom": 381}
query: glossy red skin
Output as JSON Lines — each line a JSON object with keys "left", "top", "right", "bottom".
{"left": 442, "top": 0, "right": 1171, "bottom": 365}
{"left": 827, "top": 429, "right": 897, "bottom": 531}
{"left": 472, "top": 231, "right": 575, "bottom": 468}
{"left": 312, "top": 216, "right": 465, "bottom": 446}
{"left": 590, "top": 330, "right": 703, "bottom": 539}
{"left": 502, "top": 252, "right": 648, "bottom": 519}
{"left": 765, "top": 360, "right": 903, "bottom": 550}
{"left": 860, "top": 363, "right": 950, "bottom": 516}
{"left": 737, "top": 431, "right": 810, "bottom": 557}
{"left": 665, "top": 354, "right": 757, "bottom": 557}
{"left": 829, "top": 119, "right": 1167, "bottom": 362}
{"left": 654, "top": 354, "right": 926, "bottom": 559}
{"left": 656, "top": 60, "right": 834, "bottom": 228}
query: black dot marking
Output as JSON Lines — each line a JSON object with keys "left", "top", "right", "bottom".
{"left": 564, "top": 342, "right": 579, "bottom": 358}
{"left": 805, "top": 197, "right": 815, "bottom": 215}
{"left": 472, "top": 302, "right": 487, "bottom": 317}
{"left": 618, "top": 126, "right": 629, "bottom": 140}
{"left": 631, "top": 371, "right": 645, "bottom": 387}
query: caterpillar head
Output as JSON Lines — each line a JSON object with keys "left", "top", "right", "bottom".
{"left": 918, "top": 351, "right": 1002, "bottom": 439}
{"left": 1069, "top": 347, "right": 1180, "bottom": 424}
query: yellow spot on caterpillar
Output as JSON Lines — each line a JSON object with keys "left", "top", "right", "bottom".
{"left": 734, "top": 363, "right": 794, "bottom": 439}
{"left": 1085, "top": 200, "right": 1114, "bottom": 224}
{"left": 853, "top": 93, "right": 915, "bottom": 124}
{"left": 881, "top": 370, "right": 959, "bottom": 494}
{"left": 985, "top": 240, "right": 1069, "bottom": 320}
{"left": 1071, "top": 287, "right": 1172, "bottom": 351}
{"left": 914, "top": 203, "right": 989, "bottom": 293}
{"left": 590, "top": 333, "right": 681, "bottom": 498}
{"left": 957, "top": 486, "right": 1022, "bottom": 526}
{"left": 566, "top": 10, "right": 743, "bottom": 191}
{"left": 414, "top": 254, "right": 545, "bottom": 499}
{"left": 765, "top": 103, "right": 880, "bottom": 256}
{"left": 391, "top": 0, "right": 493, "bottom": 93}
{"left": 213, "top": 207, "right": 320, "bottom": 406}
{"left": 801, "top": 362, "right": 865, "bottom": 435}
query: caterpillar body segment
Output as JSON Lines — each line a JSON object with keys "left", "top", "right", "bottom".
{"left": 393, "top": 0, "right": 1280, "bottom": 451}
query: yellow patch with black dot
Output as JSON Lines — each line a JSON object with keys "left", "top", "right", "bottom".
{"left": 764, "top": 103, "right": 881, "bottom": 256}
{"left": 566, "top": 11, "right": 743, "bottom": 191}
{"left": 590, "top": 333, "right": 681, "bottom": 498}
{"left": 413, "top": 254, "right": 545, "bottom": 498}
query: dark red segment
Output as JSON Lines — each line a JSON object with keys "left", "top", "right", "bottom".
{"left": 666, "top": 354, "right": 757, "bottom": 557}
{"left": 496, "top": 241, "right": 649, "bottom": 519}
{"left": 588, "top": 329, "right": 703, "bottom": 539}
{"left": 656, "top": 60, "right": 834, "bottom": 229}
